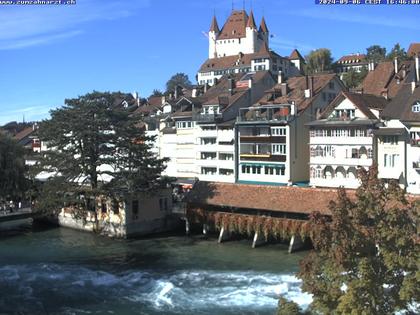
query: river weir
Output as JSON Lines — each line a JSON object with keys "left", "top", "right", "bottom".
{"left": 0, "top": 225, "right": 312, "bottom": 314}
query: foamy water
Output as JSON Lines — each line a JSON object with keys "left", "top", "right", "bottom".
{"left": 0, "top": 227, "right": 310, "bottom": 315}
{"left": 0, "top": 264, "right": 312, "bottom": 314}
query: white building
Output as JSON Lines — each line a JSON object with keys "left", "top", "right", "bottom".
{"left": 376, "top": 57, "right": 420, "bottom": 194}
{"left": 308, "top": 91, "right": 389, "bottom": 188}
{"left": 236, "top": 74, "right": 345, "bottom": 185}
{"left": 198, "top": 10, "right": 301, "bottom": 86}
{"left": 335, "top": 53, "right": 368, "bottom": 73}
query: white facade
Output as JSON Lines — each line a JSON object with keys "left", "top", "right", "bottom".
{"left": 196, "top": 124, "right": 235, "bottom": 183}
{"left": 309, "top": 98, "right": 378, "bottom": 189}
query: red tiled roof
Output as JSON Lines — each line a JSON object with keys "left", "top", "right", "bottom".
{"left": 407, "top": 43, "right": 420, "bottom": 57}
{"left": 186, "top": 182, "right": 358, "bottom": 215}
{"left": 259, "top": 16, "right": 268, "bottom": 33}
{"left": 337, "top": 54, "right": 367, "bottom": 64}
{"left": 289, "top": 49, "right": 304, "bottom": 60}
{"left": 256, "top": 73, "right": 340, "bottom": 113}
{"left": 320, "top": 91, "right": 389, "bottom": 120}
{"left": 218, "top": 10, "right": 248, "bottom": 40}
{"left": 362, "top": 61, "right": 411, "bottom": 99}
{"left": 209, "top": 15, "right": 220, "bottom": 33}
{"left": 13, "top": 126, "right": 35, "bottom": 141}
{"left": 246, "top": 10, "right": 256, "bottom": 29}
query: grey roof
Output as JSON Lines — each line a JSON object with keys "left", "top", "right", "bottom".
{"left": 307, "top": 119, "right": 380, "bottom": 127}
{"left": 373, "top": 128, "right": 406, "bottom": 136}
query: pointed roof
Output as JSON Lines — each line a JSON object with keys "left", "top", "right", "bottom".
{"left": 218, "top": 10, "right": 248, "bottom": 39}
{"left": 289, "top": 49, "right": 304, "bottom": 61}
{"left": 259, "top": 16, "right": 269, "bottom": 33}
{"left": 209, "top": 15, "right": 220, "bottom": 33}
{"left": 246, "top": 10, "right": 257, "bottom": 29}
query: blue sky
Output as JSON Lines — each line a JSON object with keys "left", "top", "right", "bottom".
{"left": 0, "top": 0, "right": 419, "bottom": 124}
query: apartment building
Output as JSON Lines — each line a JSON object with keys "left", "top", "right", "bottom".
{"left": 308, "top": 91, "right": 389, "bottom": 188}
{"left": 376, "top": 56, "right": 420, "bottom": 194}
{"left": 236, "top": 73, "right": 345, "bottom": 185}
{"left": 335, "top": 53, "right": 368, "bottom": 73}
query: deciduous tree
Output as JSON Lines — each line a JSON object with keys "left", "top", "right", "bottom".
{"left": 386, "top": 43, "right": 409, "bottom": 61}
{"left": 341, "top": 67, "right": 368, "bottom": 89}
{"left": 366, "top": 45, "right": 386, "bottom": 63}
{"left": 297, "top": 166, "right": 419, "bottom": 315}
{"left": 305, "top": 48, "right": 333, "bottom": 74}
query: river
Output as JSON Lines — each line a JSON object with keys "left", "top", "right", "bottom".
{"left": 0, "top": 224, "right": 312, "bottom": 315}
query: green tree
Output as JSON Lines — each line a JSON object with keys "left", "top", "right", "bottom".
{"left": 151, "top": 89, "right": 164, "bottom": 97}
{"left": 341, "top": 67, "right": 368, "bottom": 89}
{"left": 298, "top": 166, "right": 419, "bottom": 315}
{"left": 277, "top": 297, "right": 308, "bottom": 315}
{"left": 165, "top": 73, "right": 192, "bottom": 93}
{"left": 0, "top": 133, "right": 28, "bottom": 202}
{"left": 305, "top": 48, "right": 333, "bottom": 74}
{"left": 366, "top": 45, "right": 386, "bottom": 63}
{"left": 35, "top": 91, "right": 169, "bottom": 217}
{"left": 386, "top": 43, "right": 409, "bottom": 61}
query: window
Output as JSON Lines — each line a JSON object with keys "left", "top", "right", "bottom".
{"left": 112, "top": 199, "right": 119, "bottom": 214}
{"left": 201, "top": 138, "right": 217, "bottom": 145}
{"left": 264, "top": 166, "right": 285, "bottom": 176}
{"left": 329, "top": 82, "right": 335, "bottom": 89}
{"left": 220, "top": 169, "right": 234, "bottom": 175}
{"left": 252, "top": 166, "right": 261, "bottom": 174}
{"left": 101, "top": 200, "right": 107, "bottom": 213}
{"left": 272, "top": 144, "right": 286, "bottom": 155}
{"left": 384, "top": 154, "right": 399, "bottom": 168}
{"left": 159, "top": 198, "right": 168, "bottom": 211}
{"left": 271, "top": 127, "right": 286, "bottom": 136}
{"left": 177, "top": 121, "right": 194, "bottom": 129}
{"left": 132, "top": 200, "right": 139, "bottom": 219}
{"left": 201, "top": 167, "right": 217, "bottom": 175}
{"left": 412, "top": 101, "right": 420, "bottom": 112}
{"left": 382, "top": 136, "right": 398, "bottom": 145}
{"left": 201, "top": 152, "right": 217, "bottom": 160}
{"left": 219, "top": 153, "right": 234, "bottom": 160}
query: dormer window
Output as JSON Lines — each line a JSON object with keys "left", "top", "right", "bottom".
{"left": 412, "top": 101, "right": 420, "bottom": 113}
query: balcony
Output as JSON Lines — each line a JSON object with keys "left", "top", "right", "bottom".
{"left": 240, "top": 135, "right": 286, "bottom": 143}
{"left": 413, "top": 161, "right": 420, "bottom": 170}
{"left": 193, "top": 113, "right": 223, "bottom": 123}
{"left": 237, "top": 106, "right": 291, "bottom": 123}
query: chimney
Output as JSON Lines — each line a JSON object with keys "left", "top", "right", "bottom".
{"left": 394, "top": 57, "right": 398, "bottom": 75}
{"left": 416, "top": 54, "right": 420, "bottom": 83}
{"left": 248, "top": 77, "right": 253, "bottom": 89}
{"left": 161, "top": 96, "right": 166, "bottom": 105}
{"left": 278, "top": 70, "right": 283, "bottom": 84}
{"left": 280, "top": 83, "right": 288, "bottom": 97}
{"left": 369, "top": 62, "right": 375, "bottom": 72}
{"left": 204, "top": 83, "right": 209, "bottom": 93}
{"left": 228, "top": 78, "right": 234, "bottom": 95}
{"left": 412, "top": 81, "right": 416, "bottom": 94}
{"left": 192, "top": 88, "right": 197, "bottom": 98}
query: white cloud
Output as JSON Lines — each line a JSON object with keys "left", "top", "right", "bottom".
{"left": 0, "top": 0, "right": 151, "bottom": 50}
{"left": 270, "top": 37, "right": 315, "bottom": 54}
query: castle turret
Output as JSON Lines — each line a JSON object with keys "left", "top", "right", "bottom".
{"left": 259, "top": 16, "right": 269, "bottom": 47}
{"left": 208, "top": 15, "right": 219, "bottom": 59}
{"left": 245, "top": 10, "right": 258, "bottom": 54}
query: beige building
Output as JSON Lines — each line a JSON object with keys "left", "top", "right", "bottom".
{"left": 236, "top": 73, "right": 345, "bottom": 185}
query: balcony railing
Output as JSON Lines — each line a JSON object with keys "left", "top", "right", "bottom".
{"left": 193, "top": 113, "right": 223, "bottom": 123}
{"left": 237, "top": 107, "right": 291, "bottom": 123}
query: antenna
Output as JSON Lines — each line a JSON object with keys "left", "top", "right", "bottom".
{"left": 243, "top": 0, "right": 245, "bottom": 10}
{"left": 232, "top": 0, "right": 234, "bottom": 11}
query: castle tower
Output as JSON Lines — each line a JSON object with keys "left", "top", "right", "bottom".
{"left": 208, "top": 15, "right": 220, "bottom": 59}
{"left": 245, "top": 10, "right": 258, "bottom": 54}
{"left": 259, "top": 16, "right": 269, "bottom": 49}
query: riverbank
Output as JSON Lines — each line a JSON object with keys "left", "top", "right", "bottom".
{"left": 0, "top": 224, "right": 312, "bottom": 314}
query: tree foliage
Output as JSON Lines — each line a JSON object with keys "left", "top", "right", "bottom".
{"left": 341, "top": 67, "right": 368, "bottom": 89}
{"left": 277, "top": 297, "right": 307, "bottom": 315}
{"left": 0, "top": 133, "right": 28, "bottom": 201}
{"left": 305, "top": 48, "right": 333, "bottom": 74}
{"left": 366, "top": 45, "right": 387, "bottom": 63}
{"left": 151, "top": 89, "right": 164, "bottom": 97}
{"left": 35, "top": 91, "right": 169, "bottom": 216}
{"left": 298, "top": 166, "right": 419, "bottom": 315}
{"left": 386, "top": 43, "right": 409, "bottom": 61}
{"left": 165, "top": 73, "right": 192, "bottom": 93}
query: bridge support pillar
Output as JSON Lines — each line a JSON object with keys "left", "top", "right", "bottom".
{"left": 252, "top": 232, "right": 266, "bottom": 248}
{"left": 185, "top": 218, "right": 190, "bottom": 235}
{"left": 203, "top": 223, "right": 210, "bottom": 235}
{"left": 218, "top": 227, "right": 230, "bottom": 243}
{"left": 288, "top": 235, "right": 304, "bottom": 254}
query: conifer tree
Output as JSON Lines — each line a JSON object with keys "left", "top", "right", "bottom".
{"left": 35, "top": 91, "right": 169, "bottom": 216}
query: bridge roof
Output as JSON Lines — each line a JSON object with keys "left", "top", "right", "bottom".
{"left": 185, "top": 182, "right": 357, "bottom": 215}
